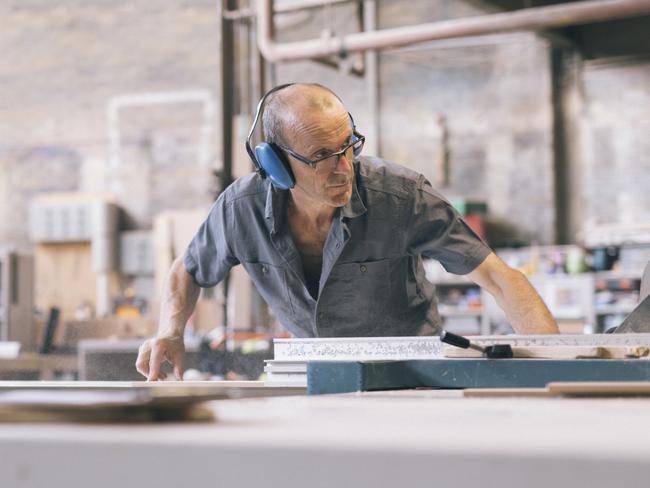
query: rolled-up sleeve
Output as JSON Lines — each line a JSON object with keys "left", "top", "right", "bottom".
{"left": 183, "top": 196, "right": 239, "bottom": 287}
{"left": 406, "top": 175, "right": 491, "bottom": 275}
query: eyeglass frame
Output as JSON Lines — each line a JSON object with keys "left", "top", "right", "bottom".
{"left": 276, "top": 132, "right": 365, "bottom": 168}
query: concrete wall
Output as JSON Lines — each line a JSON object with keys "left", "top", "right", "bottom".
{"left": 1, "top": 0, "right": 648, "bottom": 250}
{"left": 564, "top": 56, "right": 650, "bottom": 238}
{"left": 0, "top": 0, "right": 221, "bottom": 246}
{"left": 273, "top": 0, "right": 555, "bottom": 244}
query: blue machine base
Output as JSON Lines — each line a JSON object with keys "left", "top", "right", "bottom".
{"left": 306, "top": 359, "right": 650, "bottom": 395}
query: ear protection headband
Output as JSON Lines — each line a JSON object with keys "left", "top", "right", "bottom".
{"left": 245, "top": 84, "right": 363, "bottom": 190}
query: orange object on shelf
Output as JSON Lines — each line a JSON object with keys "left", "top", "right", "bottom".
{"left": 463, "top": 214, "right": 486, "bottom": 240}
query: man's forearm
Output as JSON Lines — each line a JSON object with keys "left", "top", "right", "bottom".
{"left": 468, "top": 253, "right": 559, "bottom": 334}
{"left": 158, "top": 257, "right": 201, "bottom": 336}
{"left": 495, "top": 270, "right": 559, "bottom": 334}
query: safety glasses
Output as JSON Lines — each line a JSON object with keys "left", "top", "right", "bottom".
{"left": 278, "top": 133, "right": 365, "bottom": 168}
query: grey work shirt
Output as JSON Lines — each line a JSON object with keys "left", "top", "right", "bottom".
{"left": 184, "top": 156, "right": 491, "bottom": 337}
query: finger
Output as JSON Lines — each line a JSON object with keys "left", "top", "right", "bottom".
{"left": 172, "top": 351, "right": 185, "bottom": 381}
{"left": 135, "top": 344, "right": 151, "bottom": 378}
{"left": 173, "top": 364, "right": 184, "bottom": 381}
{"left": 147, "top": 343, "right": 165, "bottom": 382}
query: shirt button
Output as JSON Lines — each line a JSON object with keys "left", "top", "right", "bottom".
{"left": 261, "top": 265, "right": 268, "bottom": 274}
{"left": 336, "top": 242, "right": 341, "bottom": 248}
{"left": 318, "top": 312, "right": 324, "bottom": 319}
{"left": 360, "top": 265, "right": 367, "bottom": 273}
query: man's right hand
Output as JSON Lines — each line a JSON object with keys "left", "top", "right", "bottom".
{"left": 135, "top": 333, "right": 185, "bottom": 381}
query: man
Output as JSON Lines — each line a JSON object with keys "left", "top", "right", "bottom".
{"left": 136, "top": 83, "right": 558, "bottom": 381}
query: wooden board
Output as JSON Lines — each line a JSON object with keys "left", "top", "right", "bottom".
{"left": 34, "top": 242, "right": 121, "bottom": 321}
{"left": 274, "top": 334, "right": 650, "bottom": 361}
{"left": 547, "top": 381, "right": 650, "bottom": 396}
{"left": 457, "top": 382, "right": 650, "bottom": 398}
{"left": 0, "top": 380, "right": 307, "bottom": 422}
{"left": 602, "top": 346, "right": 650, "bottom": 359}
{"left": 443, "top": 345, "right": 650, "bottom": 359}
{"left": 0, "top": 380, "right": 306, "bottom": 397}
{"left": 0, "top": 383, "right": 221, "bottom": 423}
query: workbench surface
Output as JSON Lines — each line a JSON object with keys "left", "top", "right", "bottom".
{"left": 1, "top": 389, "right": 648, "bottom": 487}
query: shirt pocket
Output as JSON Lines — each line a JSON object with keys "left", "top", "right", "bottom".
{"left": 243, "top": 261, "right": 295, "bottom": 316}
{"left": 325, "top": 258, "right": 392, "bottom": 334}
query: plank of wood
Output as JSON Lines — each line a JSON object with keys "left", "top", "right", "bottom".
{"left": 0, "top": 380, "right": 306, "bottom": 398}
{"left": 0, "top": 386, "right": 219, "bottom": 423}
{"left": 547, "top": 381, "right": 650, "bottom": 396}
{"left": 443, "top": 345, "right": 603, "bottom": 359}
{"left": 515, "top": 346, "right": 603, "bottom": 359}
{"left": 34, "top": 243, "right": 120, "bottom": 321}
{"left": 601, "top": 346, "right": 650, "bottom": 359}
{"left": 443, "top": 345, "right": 650, "bottom": 359}
{"left": 455, "top": 380, "right": 650, "bottom": 397}
{"left": 274, "top": 334, "right": 650, "bottom": 362}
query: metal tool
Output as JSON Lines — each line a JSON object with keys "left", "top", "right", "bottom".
{"left": 440, "top": 330, "right": 514, "bottom": 359}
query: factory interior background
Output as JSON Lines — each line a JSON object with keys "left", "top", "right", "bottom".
{"left": 1, "top": 0, "right": 649, "bottom": 381}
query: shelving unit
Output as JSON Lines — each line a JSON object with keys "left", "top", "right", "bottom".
{"left": 424, "top": 257, "right": 646, "bottom": 335}
{"left": 434, "top": 281, "right": 488, "bottom": 335}
{"left": 593, "top": 274, "right": 641, "bottom": 332}
{"left": 423, "top": 261, "right": 490, "bottom": 335}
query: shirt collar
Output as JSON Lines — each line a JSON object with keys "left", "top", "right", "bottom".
{"left": 264, "top": 183, "right": 288, "bottom": 234}
{"left": 264, "top": 161, "right": 367, "bottom": 232}
{"left": 341, "top": 166, "right": 367, "bottom": 219}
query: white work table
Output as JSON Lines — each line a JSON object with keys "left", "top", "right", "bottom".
{"left": 1, "top": 389, "right": 649, "bottom": 488}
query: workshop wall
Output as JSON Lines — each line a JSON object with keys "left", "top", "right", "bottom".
{"left": 273, "top": 0, "right": 555, "bottom": 244}
{"left": 1, "top": 0, "right": 648, "bottom": 250}
{"left": 564, "top": 57, "right": 650, "bottom": 238}
{"left": 0, "top": 0, "right": 220, "bottom": 247}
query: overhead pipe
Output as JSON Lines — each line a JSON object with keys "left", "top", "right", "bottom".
{"left": 257, "top": 0, "right": 650, "bottom": 62}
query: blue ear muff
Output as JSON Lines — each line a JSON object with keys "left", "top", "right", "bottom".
{"left": 247, "top": 86, "right": 363, "bottom": 190}
{"left": 246, "top": 83, "right": 296, "bottom": 189}
{"left": 255, "top": 143, "right": 295, "bottom": 190}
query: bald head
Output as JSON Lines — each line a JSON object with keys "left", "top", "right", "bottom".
{"left": 262, "top": 83, "right": 347, "bottom": 147}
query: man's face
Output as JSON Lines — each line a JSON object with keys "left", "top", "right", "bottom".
{"left": 283, "top": 108, "right": 355, "bottom": 209}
